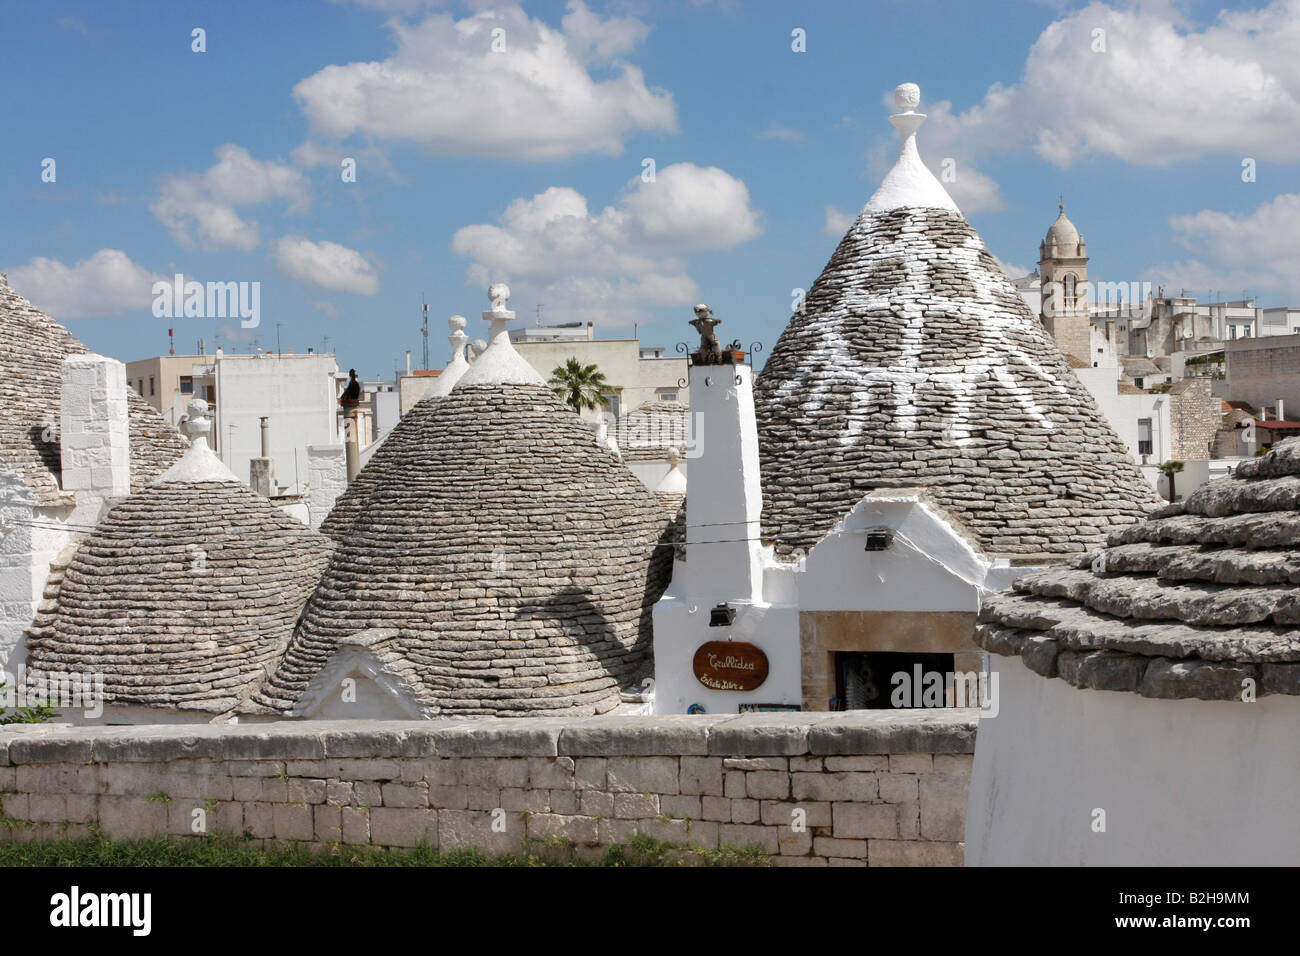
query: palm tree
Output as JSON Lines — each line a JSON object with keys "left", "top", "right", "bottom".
{"left": 548, "top": 358, "right": 610, "bottom": 414}
{"left": 1157, "top": 460, "right": 1185, "bottom": 503}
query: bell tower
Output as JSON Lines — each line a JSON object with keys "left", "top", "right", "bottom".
{"left": 1038, "top": 202, "right": 1090, "bottom": 364}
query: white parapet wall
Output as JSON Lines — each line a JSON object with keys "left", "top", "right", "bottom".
{"left": 0, "top": 711, "right": 977, "bottom": 865}
{"left": 966, "top": 653, "right": 1300, "bottom": 866}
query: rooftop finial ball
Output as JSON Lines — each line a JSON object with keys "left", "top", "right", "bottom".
{"left": 186, "top": 398, "right": 209, "bottom": 419}
{"left": 488, "top": 282, "right": 510, "bottom": 307}
{"left": 449, "top": 314, "right": 467, "bottom": 331}
{"left": 894, "top": 82, "right": 921, "bottom": 111}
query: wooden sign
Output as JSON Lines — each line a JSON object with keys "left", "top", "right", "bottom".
{"left": 693, "top": 641, "right": 769, "bottom": 692}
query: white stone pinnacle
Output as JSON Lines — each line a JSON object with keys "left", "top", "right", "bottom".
{"left": 453, "top": 283, "right": 547, "bottom": 389}
{"left": 430, "top": 314, "right": 471, "bottom": 396}
{"left": 863, "top": 82, "right": 960, "bottom": 216}
{"left": 156, "top": 398, "right": 241, "bottom": 484}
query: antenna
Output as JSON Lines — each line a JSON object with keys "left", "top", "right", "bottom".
{"left": 536, "top": 302, "right": 543, "bottom": 327}
{"left": 276, "top": 322, "right": 282, "bottom": 357}
{"left": 421, "top": 297, "right": 429, "bottom": 370}
{"left": 168, "top": 327, "right": 175, "bottom": 356}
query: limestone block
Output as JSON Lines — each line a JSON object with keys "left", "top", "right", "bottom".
{"left": 760, "top": 800, "right": 830, "bottom": 829}
{"left": 25, "top": 792, "right": 68, "bottom": 823}
{"left": 98, "top": 796, "right": 167, "bottom": 841}
{"left": 723, "top": 757, "right": 787, "bottom": 771}
{"left": 260, "top": 778, "right": 288, "bottom": 803}
{"left": 243, "top": 802, "right": 274, "bottom": 838}
{"left": 574, "top": 758, "right": 606, "bottom": 790}
{"left": 889, "top": 754, "right": 933, "bottom": 774}
{"left": 933, "top": 754, "right": 972, "bottom": 775}
{"left": 558, "top": 716, "right": 713, "bottom": 756}
{"left": 897, "top": 801, "right": 920, "bottom": 839}
{"left": 501, "top": 788, "right": 551, "bottom": 813}
{"left": 64, "top": 793, "right": 97, "bottom": 824}
{"left": 824, "top": 756, "right": 889, "bottom": 772}
{"left": 341, "top": 807, "right": 369, "bottom": 845}
{"left": 833, "top": 803, "right": 898, "bottom": 840}
{"left": 438, "top": 808, "right": 520, "bottom": 855}
{"left": 232, "top": 778, "right": 261, "bottom": 802}
{"left": 427, "top": 784, "right": 469, "bottom": 809}
{"left": 354, "top": 782, "right": 382, "bottom": 807}
{"left": 633, "top": 816, "right": 691, "bottom": 845}
{"left": 526, "top": 813, "right": 599, "bottom": 846}
{"left": 380, "top": 782, "right": 428, "bottom": 808}
{"left": 370, "top": 807, "right": 438, "bottom": 848}
{"left": 708, "top": 718, "right": 810, "bottom": 756}
{"left": 730, "top": 799, "right": 760, "bottom": 824}
{"left": 719, "top": 823, "right": 779, "bottom": 854}
{"left": 828, "top": 856, "right": 867, "bottom": 867}
{"left": 577, "top": 790, "right": 614, "bottom": 817}
{"left": 879, "top": 774, "right": 920, "bottom": 804}
{"left": 789, "top": 757, "right": 823, "bottom": 772}
{"left": 548, "top": 790, "right": 578, "bottom": 814}
{"left": 15, "top": 763, "right": 97, "bottom": 794}
{"left": 613, "top": 793, "right": 659, "bottom": 819}
{"left": 660, "top": 794, "right": 701, "bottom": 820}
{"left": 868, "top": 839, "right": 963, "bottom": 867}
{"left": 773, "top": 855, "right": 828, "bottom": 866}
{"left": 272, "top": 804, "right": 315, "bottom": 841}
{"left": 919, "top": 773, "right": 966, "bottom": 841}
{"left": 778, "top": 828, "right": 813, "bottom": 856}
{"left": 314, "top": 804, "right": 342, "bottom": 843}
{"left": 605, "top": 757, "right": 678, "bottom": 795}
{"left": 289, "top": 778, "right": 328, "bottom": 805}
{"left": 456, "top": 786, "right": 493, "bottom": 811}
{"left": 701, "top": 796, "right": 730, "bottom": 822}
{"left": 723, "top": 771, "right": 746, "bottom": 798}
{"left": 679, "top": 756, "right": 723, "bottom": 796}
{"left": 326, "top": 781, "right": 354, "bottom": 806}
{"left": 791, "top": 772, "right": 878, "bottom": 802}
{"left": 746, "top": 771, "right": 789, "bottom": 800}
{"left": 814, "top": 836, "right": 867, "bottom": 859}
{"left": 528, "top": 756, "right": 576, "bottom": 789}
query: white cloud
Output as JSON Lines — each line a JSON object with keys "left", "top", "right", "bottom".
{"left": 292, "top": 2, "right": 676, "bottom": 160}
{"left": 992, "top": 255, "right": 1034, "bottom": 280}
{"left": 451, "top": 163, "right": 760, "bottom": 323}
{"left": 759, "top": 124, "right": 805, "bottom": 144}
{"left": 6, "top": 249, "right": 164, "bottom": 319}
{"left": 824, "top": 205, "right": 855, "bottom": 236}
{"left": 273, "top": 236, "right": 380, "bottom": 295}
{"left": 1147, "top": 192, "right": 1300, "bottom": 298}
{"left": 928, "top": 0, "right": 1300, "bottom": 168}
{"left": 151, "top": 145, "right": 308, "bottom": 251}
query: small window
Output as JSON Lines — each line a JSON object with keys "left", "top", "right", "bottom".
{"left": 1138, "top": 418, "right": 1153, "bottom": 456}
{"left": 658, "top": 391, "right": 677, "bottom": 402}
{"left": 179, "top": 376, "right": 193, "bottom": 394}
{"left": 138, "top": 379, "right": 144, "bottom": 395}
{"left": 1135, "top": 377, "right": 1144, "bottom": 389}
{"left": 149, "top": 377, "right": 155, "bottom": 396}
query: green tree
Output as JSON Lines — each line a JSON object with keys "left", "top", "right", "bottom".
{"left": 548, "top": 358, "right": 610, "bottom": 414}
{"left": 1157, "top": 460, "right": 1185, "bottom": 503}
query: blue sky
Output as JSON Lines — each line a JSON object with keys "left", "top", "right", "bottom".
{"left": 3, "top": 0, "right": 1297, "bottom": 379}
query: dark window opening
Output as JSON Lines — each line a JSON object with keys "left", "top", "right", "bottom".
{"left": 834, "top": 651, "right": 955, "bottom": 711}
{"left": 180, "top": 376, "right": 194, "bottom": 394}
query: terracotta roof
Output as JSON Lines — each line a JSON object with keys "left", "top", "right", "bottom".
{"left": 976, "top": 437, "right": 1300, "bottom": 700}
{"left": 0, "top": 274, "right": 187, "bottom": 503}
{"left": 257, "top": 382, "right": 675, "bottom": 717}
{"left": 24, "top": 478, "right": 334, "bottom": 717}
{"left": 752, "top": 188, "right": 1157, "bottom": 561}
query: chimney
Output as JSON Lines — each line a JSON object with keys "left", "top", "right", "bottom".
{"left": 249, "top": 416, "right": 275, "bottom": 496}
{"left": 1278, "top": 399, "right": 1286, "bottom": 423}
{"left": 683, "top": 305, "right": 763, "bottom": 604}
{"left": 406, "top": 350, "right": 412, "bottom": 375}
{"left": 60, "top": 354, "right": 131, "bottom": 513}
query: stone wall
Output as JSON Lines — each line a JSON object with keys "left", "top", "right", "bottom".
{"left": 0, "top": 711, "right": 976, "bottom": 866}
{"left": 1169, "top": 378, "right": 1220, "bottom": 461}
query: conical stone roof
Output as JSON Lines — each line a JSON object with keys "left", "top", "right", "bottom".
{"left": 0, "top": 273, "right": 187, "bottom": 503}
{"left": 24, "top": 401, "right": 334, "bottom": 717}
{"left": 753, "top": 84, "right": 1158, "bottom": 560}
{"left": 977, "top": 438, "right": 1300, "bottom": 701}
{"left": 257, "top": 287, "right": 674, "bottom": 717}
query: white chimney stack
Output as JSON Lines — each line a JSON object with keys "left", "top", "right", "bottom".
{"left": 60, "top": 353, "right": 131, "bottom": 508}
